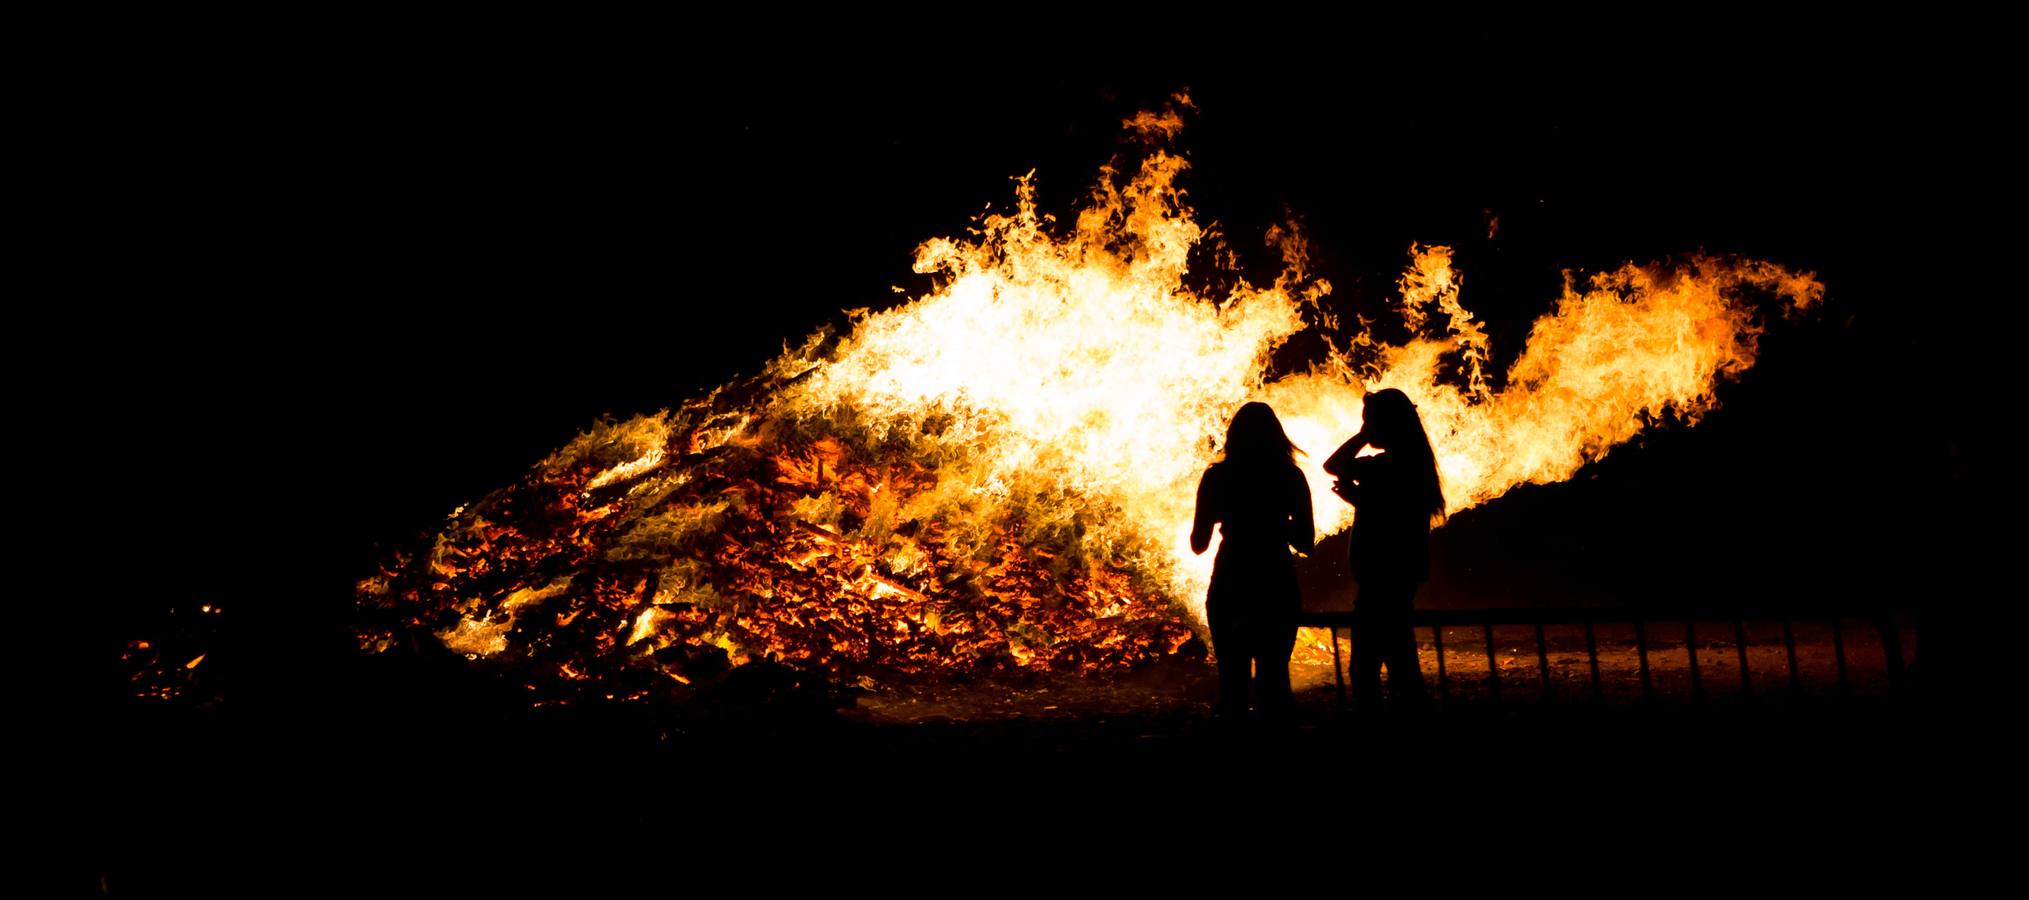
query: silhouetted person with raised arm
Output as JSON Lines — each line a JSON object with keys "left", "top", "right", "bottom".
{"left": 1192, "top": 402, "right": 1315, "bottom": 722}
{"left": 1324, "top": 388, "right": 1445, "bottom": 707}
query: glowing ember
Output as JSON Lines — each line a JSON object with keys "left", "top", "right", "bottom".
{"left": 355, "top": 98, "right": 1822, "bottom": 701}
{"left": 121, "top": 603, "right": 224, "bottom": 703}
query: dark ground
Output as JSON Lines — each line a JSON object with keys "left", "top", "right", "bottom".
{"left": 78, "top": 663, "right": 1992, "bottom": 894}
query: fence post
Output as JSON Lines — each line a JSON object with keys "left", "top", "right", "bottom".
{"left": 1877, "top": 616, "right": 1907, "bottom": 691}
{"left": 1432, "top": 622, "right": 1449, "bottom": 703}
{"left": 1484, "top": 622, "right": 1501, "bottom": 701}
{"left": 1534, "top": 621, "right": 1552, "bottom": 699}
{"left": 1733, "top": 618, "right": 1751, "bottom": 697}
{"left": 1331, "top": 625, "right": 1346, "bottom": 710}
{"left": 1634, "top": 617, "right": 1653, "bottom": 702}
{"left": 1831, "top": 617, "right": 1850, "bottom": 696}
{"left": 1685, "top": 621, "right": 1703, "bottom": 702}
{"left": 1584, "top": 618, "right": 1602, "bottom": 703}
{"left": 1781, "top": 618, "right": 1801, "bottom": 695}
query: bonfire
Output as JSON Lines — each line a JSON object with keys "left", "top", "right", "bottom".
{"left": 350, "top": 96, "right": 1823, "bottom": 705}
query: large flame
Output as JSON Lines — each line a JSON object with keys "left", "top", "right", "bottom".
{"left": 356, "top": 100, "right": 1822, "bottom": 700}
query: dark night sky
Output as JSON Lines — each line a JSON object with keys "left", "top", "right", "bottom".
{"left": 68, "top": 37, "right": 1997, "bottom": 662}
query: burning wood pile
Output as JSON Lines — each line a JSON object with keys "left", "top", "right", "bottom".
{"left": 355, "top": 377, "right": 1197, "bottom": 704}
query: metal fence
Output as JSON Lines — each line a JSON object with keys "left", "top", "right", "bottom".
{"left": 1297, "top": 607, "right": 1912, "bottom": 705}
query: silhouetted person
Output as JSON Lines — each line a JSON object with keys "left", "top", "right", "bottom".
{"left": 1192, "top": 402, "right": 1315, "bottom": 721}
{"left": 1324, "top": 388, "right": 1444, "bottom": 706}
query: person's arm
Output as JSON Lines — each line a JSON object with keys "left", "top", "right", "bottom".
{"left": 1322, "top": 432, "right": 1368, "bottom": 478}
{"left": 1190, "top": 468, "right": 1218, "bottom": 555}
{"left": 1325, "top": 433, "right": 1370, "bottom": 506}
{"left": 1287, "top": 467, "right": 1315, "bottom": 555}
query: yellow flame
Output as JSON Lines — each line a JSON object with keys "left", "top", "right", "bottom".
{"left": 773, "top": 149, "right": 1338, "bottom": 626}
{"left": 576, "top": 414, "right": 676, "bottom": 491}
{"left": 436, "top": 577, "right": 575, "bottom": 658}
{"left": 588, "top": 447, "right": 667, "bottom": 491}
{"left": 628, "top": 606, "right": 676, "bottom": 646}
{"left": 753, "top": 141, "right": 1819, "bottom": 628}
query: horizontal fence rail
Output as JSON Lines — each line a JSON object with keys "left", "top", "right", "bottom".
{"left": 1296, "top": 607, "right": 1911, "bottom": 706}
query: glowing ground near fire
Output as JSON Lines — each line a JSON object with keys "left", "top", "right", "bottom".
{"left": 353, "top": 102, "right": 1823, "bottom": 705}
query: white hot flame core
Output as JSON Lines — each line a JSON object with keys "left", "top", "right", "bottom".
{"left": 762, "top": 127, "right": 1820, "bottom": 627}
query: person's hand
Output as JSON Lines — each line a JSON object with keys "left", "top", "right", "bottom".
{"left": 1331, "top": 478, "right": 1357, "bottom": 505}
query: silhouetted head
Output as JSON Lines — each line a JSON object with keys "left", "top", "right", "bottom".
{"left": 1221, "top": 401, "right": 1298, "bottom": 467}
{"left": 1361, "top": 388, "right": 1446, "bottom": 519}
{"left": 1358, "top": 389, "right": 1419, "bottom": 450}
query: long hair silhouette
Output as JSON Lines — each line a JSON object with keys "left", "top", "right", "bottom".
{"left": 1356, "top": 388, "right": 1444, "bottom": 522}
{"left": 1221, "top": 400, "right": 1299, "bottom": 466}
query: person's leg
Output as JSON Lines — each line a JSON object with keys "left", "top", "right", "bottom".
{"left": 1385, "top": 609, "right": 1427, "bottom": 704}
{"left": 1358, "top": 579, "right": 1421, "bottom": 705}
{"left": 1257, "top": 610, "right": 1298, "bottom": 718}
{"left": 1349, "top": 603, "right": 1384, "bottom": 705}
{"left": 1209, "top": 601, "right": 1250, "bottom": 720}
